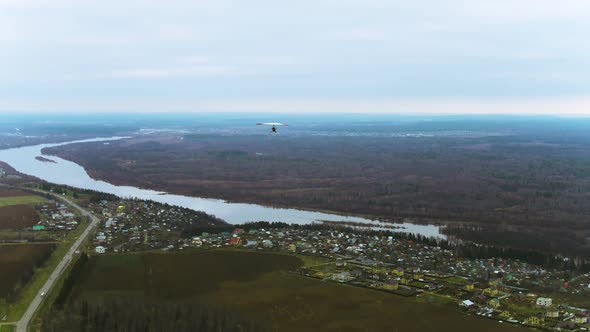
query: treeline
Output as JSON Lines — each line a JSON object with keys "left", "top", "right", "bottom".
{"left": 182, "top": 221, "right": 590, "bottom": 273}
{"left": 453, "top": 243, "right": 590, "bottom": 272}
{"left": 43, "top": 299, "right": 266, "bottom": 332}
{"left": 53, "top": 253, "right": 89, "bottom": 308}
{"left": 443, "top": 224, "right": 590, "bottom": 259}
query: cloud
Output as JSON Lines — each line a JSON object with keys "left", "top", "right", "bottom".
{"left": 2, "top": 97, "right": 589, "bottom": 116}
{"left": 460, "top": 0, "right": 590, "bottom": 23}
{"left": 0, "top": 0, "right": 588, "bottom": 105}
{"left": 334, "top": 27, "right": 389, "bottom": 41}
{"left": 0, "top": 0, "right": 60, "bottom": 8}
{"left": 107, "top": 65, "right": 238, "bottom": 79}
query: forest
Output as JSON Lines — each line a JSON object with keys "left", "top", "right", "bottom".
{"left": 43, "top": 299, "right": 265, "bottom": 332}
{"left": 43, "top": 119, "right": 590, "bottom": 256}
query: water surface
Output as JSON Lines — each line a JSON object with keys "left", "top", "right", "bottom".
{"left": 0, "top": 137, "right": 445, "bottom": 238}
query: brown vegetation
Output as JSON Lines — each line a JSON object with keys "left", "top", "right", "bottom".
{"left": 0, "top": 204, "right": 40, "bottom": 229}
{"left": 0, "top": 189, "right": 28, "bottom": 197}
{"left": 45, "top": 133, "right": 590, "bottom": 255}
{"left": 46, "top": 251, "right": 527, "bottom": 332}
{"left": 0, "top": 244, "right": 56, "bottom": 299}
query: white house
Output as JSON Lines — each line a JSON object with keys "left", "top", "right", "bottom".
{"left": 536, "top": 297, "right": 553, "bottom": 307}
{"left": 332, "top": 272, "right": 354, "bottom": 283}
{"left": 461, "top": 300, "right": 475, "bottom": 308}
{"left": 95, "top": 246, "right": 106, "bottom": 254}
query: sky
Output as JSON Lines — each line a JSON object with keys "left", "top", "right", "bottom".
{"left": 0, "top": 0, "right": 589, "bottom": 115}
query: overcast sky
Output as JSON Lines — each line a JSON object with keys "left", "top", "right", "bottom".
{"left": 1, "top": 0, "right": 589, "bottom": 114}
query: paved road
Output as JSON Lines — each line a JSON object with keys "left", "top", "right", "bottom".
{"left": 16, "top": 193, "right": 99, "bottom": 332}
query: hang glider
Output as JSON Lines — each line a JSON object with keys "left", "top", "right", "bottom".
{"left": 256, "top": 122, "right": 288, "bottom": 133}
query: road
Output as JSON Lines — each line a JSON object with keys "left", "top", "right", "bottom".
{"left": 15, "top": 193, "right": 99, "bottom": 332}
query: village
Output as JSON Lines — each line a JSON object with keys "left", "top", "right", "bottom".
{"left": 33, "top": 202, "right": 80, "bottom": 232}
{"left": 87, "top": 198, "right": 590, "bottom": 331}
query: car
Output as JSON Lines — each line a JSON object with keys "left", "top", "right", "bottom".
{"left": 41, "top": 292, "right": 45, "bottom": 297}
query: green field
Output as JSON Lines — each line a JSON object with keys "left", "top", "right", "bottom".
{"left": 0, "top": 195, "right": 46, "bottom": 207}
{"left": 0, "top": 324, "right": 16, "bottom": 332}
{"left": 50, "top": 250, "right": 529, "bottom": 332}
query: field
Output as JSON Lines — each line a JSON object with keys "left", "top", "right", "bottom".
{"left": 0, "top": 189, "right": 28, "bottom": 198}
{"left": 0, "top": 244, "right": 56, "bottom": 299}
{"left": 0, "top": 196, "right": 46, "bottom": 208}
{"left": 0, "top": 205, "right": 40, "bottom": 229}
{"left": 52, "top": 250, "right": 528, "bottom": 332}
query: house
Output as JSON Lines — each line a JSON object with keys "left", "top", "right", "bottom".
{"left": 488, "top": 298, "right": 500, "bottom": 309}
{"left": 384, "top": 279, "right": 399, "bottom": 290}
{"left": 545, "top": 310, "right": 559, "bottom": 319}
{"left": 482, "top": 288, "right": 498, "bottom": 297}
{"left": 262, "top": 240, "right": 273, "bottom": 248}
{"left": 392, "top": 268, "right": 404, "bottom": 277}
{"left": 574, "top": 312, "right": 589, "bottom": 324}
{"left": 95, "top": 246, "right": 106, "bottom": 254}
{"left": 228, "top": 237, "right": 242, "bottom": 246}
{"left": 413, "top": 273, "right": 424, "bottom": 281}
{"left": 464, "top": 283, "right": 475, "bottom": 291}
{"left": 523, "top": 316, "right": 543, "bottom": 326}
{"left": 332, "top": 272, "right": 354, "bottom": 283}
{"left": 32, "top": 225, "right": 46, "bottom": 231}
{"left": 499, "top": 311, "right": 511, "bottom": 319}
{"left": 244, "top": 240, "right": 258, "bottom": 248}
{"left": 233, "top": 228, "right": 245, "bottom": 234}
{"left": 489, "top": 278, "right": 501, "bottom": 286}
{"left": 460, "top": 300, "right": 474, "bottom": 308}
{"left": 536, "top": 297, "right": 553, "bottom": 307}
{"left": 191, "top": 237, "right": 202, "bottom": 246}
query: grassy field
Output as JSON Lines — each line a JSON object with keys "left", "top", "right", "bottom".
{"left": 3, "top": 211, "right": 88, "bottom": 322}
{"left": 57, "top": 250, "right": 529, "bottom": 332}
{"left": 0, "top": 324, "right": 16, "bottom": 332}
{"left": 0, "top": 205, "right": 40, "bottom": 229}
{"left": 0, "top": 196, "right": 46, "bottom": 208}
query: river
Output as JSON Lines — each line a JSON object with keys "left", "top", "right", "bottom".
{"left": 0, "top": 137, "right": 445, "bottom": 238}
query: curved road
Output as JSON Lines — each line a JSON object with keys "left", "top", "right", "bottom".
{"left": 16, "top": 193, "right": 99, "bottom": 332}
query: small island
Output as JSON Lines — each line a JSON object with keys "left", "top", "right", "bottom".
{"left": 35, "top": 156, "right": 57, "bottom": 163}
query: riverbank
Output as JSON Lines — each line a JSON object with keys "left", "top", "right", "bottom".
{"left": 0, "top": 138, "right": 446, "bottom": 238}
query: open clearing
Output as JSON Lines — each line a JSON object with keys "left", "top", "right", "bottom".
{"left": 61, "top": 250, "right": 527, "bottom": 332}
{"left": 0, "top": 196, "right": 46, "bottom": 208}
{"left": 0, "top": 189, "right": 28, "bottom": 198}
{"left": 0, "top": 205, "right": 40, "bottom": 229}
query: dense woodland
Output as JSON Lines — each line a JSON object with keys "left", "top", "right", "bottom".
{"left": 43, "top": 299, "right": 264, "bottom": 332}
{"left": 46, "top": 130, "right": 590, "bottom": 254}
